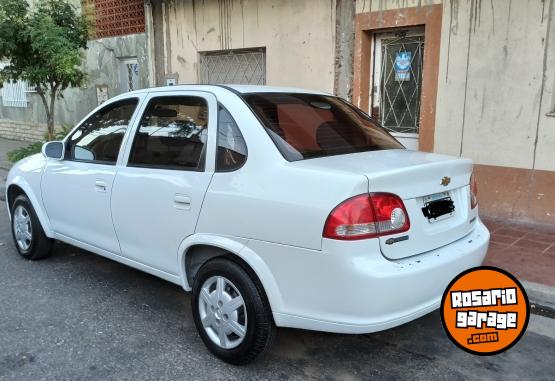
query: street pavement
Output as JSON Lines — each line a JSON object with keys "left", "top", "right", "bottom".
{"left": 1, "top": 169, "right": 555, "bottom": 380}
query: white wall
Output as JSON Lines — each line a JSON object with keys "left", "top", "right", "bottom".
{"left": 160, "top": 0, "right": 337, "bottom": 93}
{"left": 355, "top": 0, "right": 555, "bottom": 172}
{"left": 434, "top": 0, "right": 555, "bottom": 171}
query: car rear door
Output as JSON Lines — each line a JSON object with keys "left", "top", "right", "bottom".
{"left": 110, "top": 91, "right": 217, "bottom": 275}
{"left": 41, "top": 96, "right": 143, "bottom": 254}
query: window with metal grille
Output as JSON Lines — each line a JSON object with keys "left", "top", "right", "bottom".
{"left": 119, "top": 59, "right": 140, "bottom": 92}
{"left": 199, "top": 48, "right": 266, "bottom": 85}
{"left": 372, "top": 31, "right": 424, "bottom": 135}
{"left": 1, "top": 80, "right": 34, "bottom": 108}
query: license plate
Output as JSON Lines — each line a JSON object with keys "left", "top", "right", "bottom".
{"left": 422, "top": 192, "right": 455, "bottom": 222}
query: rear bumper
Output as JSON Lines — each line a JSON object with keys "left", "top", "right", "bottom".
{"left": 253, "top": 219, "right": 489, "bottom": 334}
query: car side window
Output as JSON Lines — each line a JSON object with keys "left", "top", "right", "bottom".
{"left": 216, "top": 106, "right": 247, "bottom": 172}
{"left": 66, "top": 98, "right": 138, "bottom": 164}
{"left": 128, "top": 96, "right": 208, "bottom": 171}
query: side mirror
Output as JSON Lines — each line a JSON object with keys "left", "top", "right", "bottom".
{"left": 41, "top": 141, "right": 64, "bottom": 160}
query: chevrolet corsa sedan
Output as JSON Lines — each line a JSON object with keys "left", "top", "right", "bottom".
{"left": 5, "top": 85, "right": 489, "bottom": 364}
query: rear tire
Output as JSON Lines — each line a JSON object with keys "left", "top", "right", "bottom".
{"left": 10, "top": 194, "right": 52, "bottom": 260}
{"left": 191, "top": 258, "right": 276, "bottom": 365}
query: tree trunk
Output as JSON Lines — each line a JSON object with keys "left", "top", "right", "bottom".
{"left": 46, "top": 115, "right": 55, "bottom": 140}
{"left": 35, "top": 86, "right": 54, "bottom": 141}
{"left": 36, "top": 85, "right": 58, "bottom": 140}
{"left": 48, "top": 89, "right": 56, "bottom": 140}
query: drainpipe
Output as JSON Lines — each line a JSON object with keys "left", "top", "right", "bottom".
{"left": 144, "top": 0, "right": 157, "bottom": 87}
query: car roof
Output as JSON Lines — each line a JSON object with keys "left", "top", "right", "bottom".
{"left": 124, "top": 84, "right": 331, "bottom": 97}
{"left": 217, "top": 84, "right": 330, "bottom": 95}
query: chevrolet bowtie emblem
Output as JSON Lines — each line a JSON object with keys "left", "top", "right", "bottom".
{"left": 441, "top": 176, "right": 451, "bottom": 186}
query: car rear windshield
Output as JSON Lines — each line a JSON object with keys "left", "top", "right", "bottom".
{"left": 242, "top": 93, "right": 404, "bottom": 161}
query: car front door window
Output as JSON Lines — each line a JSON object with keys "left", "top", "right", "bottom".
{"left": 66, "top": 98, "right": 139, "bottom": 164}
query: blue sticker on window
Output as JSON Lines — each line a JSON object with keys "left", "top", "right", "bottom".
{"left": 394, "top": 51, "right": 411, "bottom": 81}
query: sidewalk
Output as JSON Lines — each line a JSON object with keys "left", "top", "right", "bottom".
{"left": 483, "top": 217, "right": 555, "bottom": 287}
{"left": 483, "top": 216, "right": 555, "bottom": 308}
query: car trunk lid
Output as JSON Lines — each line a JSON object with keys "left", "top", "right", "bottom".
{"left": 362, "top": 151, "right": 475, "bottom": 260}
{"left": 291, "top": 149, "right": 476, "bottom": 259}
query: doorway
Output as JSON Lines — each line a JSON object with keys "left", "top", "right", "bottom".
{"left": 371, "top": 28, "right": 425, "bottom": 150}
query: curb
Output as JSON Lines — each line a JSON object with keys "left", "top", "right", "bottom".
{"left": 522, "top": 280, "right": 555, "bottom": 310}
{"left": 0, "top": 162, "right": 12, "bottom": 171}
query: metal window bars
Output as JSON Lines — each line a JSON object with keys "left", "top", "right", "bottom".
{"left": 379, "top": 35, "right": 424, "bottom": 134}
{"left": 199, "top": 49, "right": 266, "bottom": 85}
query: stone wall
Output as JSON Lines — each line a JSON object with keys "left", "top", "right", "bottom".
{"left": 0, "top": 119, "right": 47, "bottom": 142}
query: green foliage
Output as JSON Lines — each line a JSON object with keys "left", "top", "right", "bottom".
{"left": 6, "top": 141, "right": 43, "bottom": 163}
{"left": 6, "top": 124, "right": 73, "bottom": 163}
{"left": 0, "top": 0, "right": 89, "bottom": 90}
{"left": 0, "top": 0, "right": 90, "bottom": 138}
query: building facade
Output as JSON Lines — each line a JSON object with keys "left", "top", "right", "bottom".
{"left": 0, "top": 0, "right": 150, "bottom": 141}
{"left": 0, "top": 0, "right": 553, "bottom": 225}
{"left": 144, "top": 0, "right": 348, "bottom": 93}
{"left": 146, "top": 0, "right": 554, "bottom": 225}
{"left": 351, "top": 0, "right": 555, "bottom": 225}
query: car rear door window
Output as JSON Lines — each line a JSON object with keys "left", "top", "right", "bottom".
{"left": 216, "top": 106, "right": 247, "bottom": 171}
{"left": 128, "top": 96, "right": 208, "bottom": 171}
{"left": 66, "top": 98, "right": 138, "bottom": 164}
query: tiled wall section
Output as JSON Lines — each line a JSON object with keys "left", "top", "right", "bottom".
{"left": 0, "top": 119, "right": 47, "bottom": 142}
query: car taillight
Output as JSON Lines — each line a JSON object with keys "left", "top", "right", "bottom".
{"left": 323, "top": 193, "right": 410, "bottom": 240}
{"left": 470, "top": 173, "right": 478, "bottom": 209}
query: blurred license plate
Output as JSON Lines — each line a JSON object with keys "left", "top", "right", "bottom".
{"left": 422, "top": 192, "right": 455, "bottom": 222}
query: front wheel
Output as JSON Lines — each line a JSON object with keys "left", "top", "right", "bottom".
{"left": 191, "top": 258, "right": 276, "bottom": 365}
{"left": 10, "top": 194, "right": 52, "bottom": 260}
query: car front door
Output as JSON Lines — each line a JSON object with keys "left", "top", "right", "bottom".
{"left": 110, "top": 91, "right": 217, "bottom": 275}
{"left": 41, "top": 97, "right": 143, "bottom": 254}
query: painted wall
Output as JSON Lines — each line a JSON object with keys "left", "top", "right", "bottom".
{"left": 355, "top": 0, "right": 555, "bottom": 223}
{"left": 432, "top": 0, "right": 555, "bottom": 223}
{"left": 356, "top": 0, "right": 442, "bottom": 14}
{"left": 434, "top": 0, "right": 555, "bottom": 172}
{"left": 0, "top": 33, "right": 149, "bottom": 140}
{"left": 355, "top": 0, "right": 554, "bottom": 172}
{"left": 153, "top": 0, "right": 337, "bottom": 93}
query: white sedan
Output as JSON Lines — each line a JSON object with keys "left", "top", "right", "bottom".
{"left": 5, "top": 85, "right": 489, "bottom": 364}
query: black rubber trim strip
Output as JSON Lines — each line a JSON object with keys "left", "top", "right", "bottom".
{"left": 215, "top": 84, "right": 243, "bottom": 95}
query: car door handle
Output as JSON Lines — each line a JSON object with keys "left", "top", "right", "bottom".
{"left": 95, "top": 180, "right": 107, "bottom": 192}
{"left": 174, "top": 194, "right": 191, "bottom": 210}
